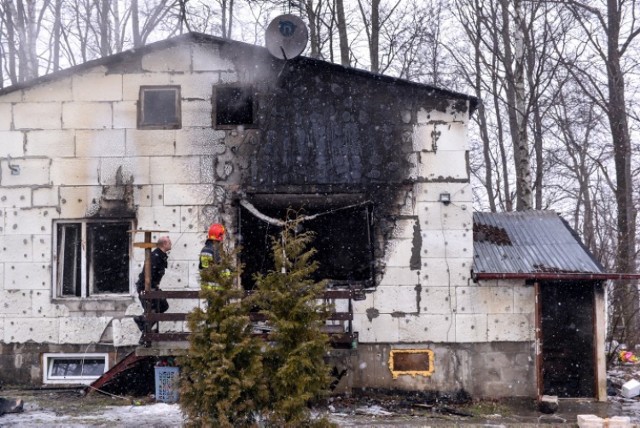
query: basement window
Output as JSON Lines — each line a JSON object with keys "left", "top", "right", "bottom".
{"left": 214, "top": 86, "right": 255, "bottom": 128}
{"left": 138, "top": 85, "right": 181, "bottom": 129}
{"left": 238, "top": 195, "right": 374, "bottom": 290}
{"left": 43, "top": 353, "right": 108, "bottom": 385}
{"left": 54, "top": 220, "right": 132, "bottom": 297}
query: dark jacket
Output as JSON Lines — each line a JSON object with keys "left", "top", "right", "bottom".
{"left": 199, "top": 239, "right": 222, "bottom": 270}
{"left": 136, "top": 248, "right": 168, "bottom": 293}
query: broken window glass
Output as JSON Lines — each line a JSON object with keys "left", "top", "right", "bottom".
{"left": 138, "top": 86, "right": 181, "bottom": 129}
{"left": 214, "top": 86, "right": 254, "bottom": 128}
{"left": 56, "top": 220, "right": 132, "bottom": 297}
{"left": 239, "top": 196, "right": 374, "bottom": 290}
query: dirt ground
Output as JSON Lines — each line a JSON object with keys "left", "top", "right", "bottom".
{"left": 0, "top": 387, "right": 627, "bottom": 427}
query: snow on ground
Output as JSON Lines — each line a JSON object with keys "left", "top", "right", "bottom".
{"left": 0, "top": 402, "right": 184, "bottom": 427}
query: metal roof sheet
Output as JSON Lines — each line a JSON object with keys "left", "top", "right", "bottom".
{"left": 472, "top": 211, "right": 605, "bottom": 274}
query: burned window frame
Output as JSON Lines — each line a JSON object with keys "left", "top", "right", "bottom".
{"left": 53, "top": 219, "right": 133, "bottom": 298}
{"left": 213, "top": 85, "right": 256, "bottom": 129}
{"left": 137, "top": 85, "right": 182, "bottom": 129}
{"left": 238, "top": 195, "right": 375, "bottom": 290}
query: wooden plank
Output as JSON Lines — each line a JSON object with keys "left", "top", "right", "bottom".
{"left": 140, "top": 290, "right": 200, "bottom": 299}
{"left": 145, "top": 313, "right": 188, "bottom": 322}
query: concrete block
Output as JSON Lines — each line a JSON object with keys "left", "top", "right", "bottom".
{"left": 398, "top": 313, "right": 455, "bottom": 342}
{"left": 149, "top": 156, "right": 202, "bottom": 184}
{"left": 373, "top": 285, "right": 420, "bottom": 313}
{"left": 456, "top": 286, "right": 514, "bottom": 314}
{"left": 412, "top": 123, "right": 435, "bottom": 152}
{"left": 62, "top": 102, "right": 112, "bottom": 129}
{"left": 0, "top": 289, "right": 32, "bottom": 314}
{"left": 58, "top": 186, "right": 102, "bottom": 218}
{"left": 379, "top": 267, "right": 420, "bottom": 286}
{"left": 122, "top": 73, "right": 173, "bottom": 100}
{"left": 59, "top": 317, "right": 111, "bottom": 343}
{"left": 353, "top": 313, "right": 399, "bottom": 343}
{"left": 4, "top": 262, "right": 49, "bottom": 290}
{"left": 125, "top": 129, "right": 176, "bottom": 156}
{"left": 175, "top": 72, "right": 219, "bottom": 99}
{"left": 32, "top": 186, "right": 59, "bottom": 208}
{"left": 421, "top": 286, "right": 456, "bottom": 314}
{"left": 421, "top": 229, "right": 472, "bottom": 259}
{"left": 22, "top": 77, "right": 72, "bottom": 102}
{"left": 417, "top": 201, "right": 472, "bottom": 231}
{"left": 0, "top": 187, "right": 32, "bottom": 208}
{"left": 420, "top": 258, "right": 472, "bottom": 286}
{"left": 175, "top": 128, "right": 226, "bottom": 156}
{"left": 607, "top": 416, "right": 632, "bottom": 427}
{"left": 383, "top": 238, "right": 415, "bottom": 267}
{"left": 0, "top": 103, "right": 12, "bottom": 130}
{"left": 577, "top": 414, "right": 604, "bottom": 428}
{"left": 192, "top": 44, "right": 235, "bottom": 72}
{"left": 0, "top": 158, "right": 50, "bottom": 186}
{"left": 0, "top": 131, "right": 24, "bottom": 157}
{"left": 99, "top": 156, "right": 150, "bottom": 186}
{"left": 51, "top": 158, "right": 99, "bottom": 185}
{"left": 132, "top": 185, "right": 157, "bottom": 207}
{"left": 4, "top": 316, "right": 58, "bottom": 343}
{"left": 25, "top": 130, "right": 75, "bottom": 157}
{"left": 538, "top": 395, "right": 558, "bottom": 414}
{"left": 14, "top": 102, "right": 62, "bottom": 129}
{"left": 621, "top": 379, "right": 640, "bottom": 398}
{"left": 0, "top": 235, "right": 34, "bottom": 262}
{"left": 111, "top": 318, "right": 141, "bottom": 347}
{"left": 72, "top": 73, "right": 122, "bottom": 101}
{"left": 488, "top": 313, "right": 533, "bottom": 341}
{"left": 4, "top": 207, "right": 57, "bottom": 235}
{"left": 182, "top": 99, "right": 213, "bottom": 127}
{"left": 390, "top": 218, "right": 417, "bottom": 240}
{"left": 136, "top": 205, "right": 182, "bottom": 232}
{"left": 163, "top": 184, "right": 217, "bottom": 205}
{"left": 76, "top": 129, "right": 126, "bottom": 157}
{"left": 112, "top": 101, "right": 137, "bottom": 129}
{"left": 162, "top": 260, "right": 190, "bottom": 289}
{"left": 455, "top": 313, "right": 487, "bottom": 342}
{"left": 32, "top": 235, "right": 52, "bottom": 262}
{"left": 142, "top": 46, "right": 192, "bottom": 72}
{"left": 514, "top": 285, "right": 535, "bottom": 313}
{"left": 433, "top": 122, "right": 468, "bottom": 151}
{"left": 0, "top": 89, "right": 23, "bottom": 102}
{"left": 163, "top": 233, "right": 200, "bottom": 262}
{"left": 180, "top": 206, "right": 199, "bottom": 233}
{"left": 411, "top": 150, "right": 468, "bottom": 181}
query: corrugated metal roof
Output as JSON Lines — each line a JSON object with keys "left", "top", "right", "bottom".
{"left": 473, "top": 211, "right": 605, "bottom": 275}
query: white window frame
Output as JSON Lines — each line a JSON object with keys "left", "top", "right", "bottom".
{"left": 42, "top": 353, "right": 109, "bottom": 385}
{"left": 53, "top": 219, "right": 135, "bottom": 298}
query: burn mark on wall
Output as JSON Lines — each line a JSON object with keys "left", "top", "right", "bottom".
{"left": 366, "top": 307, "right": 380, "bottom": 322}
{"left": 93, "top": 166, "right": 135, "bottom": 218}
{"left": 411, "top": 220, "right": 422, "bottom": 270}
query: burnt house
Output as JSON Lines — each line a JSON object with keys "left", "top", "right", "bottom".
{"left": 0, "top": 32, "right": 610, "bottom": 400}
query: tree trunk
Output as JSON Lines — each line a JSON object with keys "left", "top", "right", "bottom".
{"left": 335, "top": 0, "right": 349, "bottom": 66}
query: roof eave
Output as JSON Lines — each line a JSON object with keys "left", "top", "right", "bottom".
{"left": 472, "top": 272, "right": 640, "bottom": 281}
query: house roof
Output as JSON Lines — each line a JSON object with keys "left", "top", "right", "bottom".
{"left": 0, "top": 32, "right": 478, "bottom": 112}
{"left": 472, "top": 210, "right": 612, "bottom": 281}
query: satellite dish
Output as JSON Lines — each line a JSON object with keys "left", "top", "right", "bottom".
{"left": 265, "top": 14, "right": 309, "bottom": 60}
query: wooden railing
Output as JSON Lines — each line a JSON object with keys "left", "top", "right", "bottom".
{"left": 138, "top": 287, "right": 359, "bottom": 348}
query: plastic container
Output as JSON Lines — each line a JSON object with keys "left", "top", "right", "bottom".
{"left": 154, "top": 366, "right": 180, "bottom": 403}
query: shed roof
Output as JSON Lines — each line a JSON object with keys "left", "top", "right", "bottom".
{"left": 472, "top": 211, "right": 609, "bottom": 280}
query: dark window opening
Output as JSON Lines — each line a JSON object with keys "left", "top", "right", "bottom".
{"left": 56, "top": 220, "right": 132, "bottom": 297}
{"left": 238, "top": 196, "right": 374, "bottom": 290}
{"left": 215, "top": 86, "right": 254, "bottom": 128}
{"left": 138, "top": 86, "right": 181, "bottom": 129}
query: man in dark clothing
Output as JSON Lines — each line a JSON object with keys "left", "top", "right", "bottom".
{"left": 134, "top": 236, "right": 172, "bottom": 333}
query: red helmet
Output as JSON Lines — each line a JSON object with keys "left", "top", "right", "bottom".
{"left": 208, "top": 223, "right": 225, "bottom": 241}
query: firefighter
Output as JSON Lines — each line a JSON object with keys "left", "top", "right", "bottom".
{"left": 199, "top": 223, "right": 227, "bottom": 290}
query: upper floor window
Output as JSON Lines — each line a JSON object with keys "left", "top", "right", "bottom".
{"left": 54, "top": 220, "right": 132, "bottom": 297}
{"left": 214, "top": 86, "right": 255, "bottom": 129}
{"left": 138, "top": 85, "right": 181, "bottom": 129}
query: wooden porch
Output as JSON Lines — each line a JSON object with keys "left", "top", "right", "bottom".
{"left": 135, "top": 286, "right": 361, "bottom": 356}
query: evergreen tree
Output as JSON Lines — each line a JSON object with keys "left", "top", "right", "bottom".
{"left": 179, "top": 247, "right": 268, "bottom": 427}
{"left": 252, "top": 212, "right": 333, "bottom": 427}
